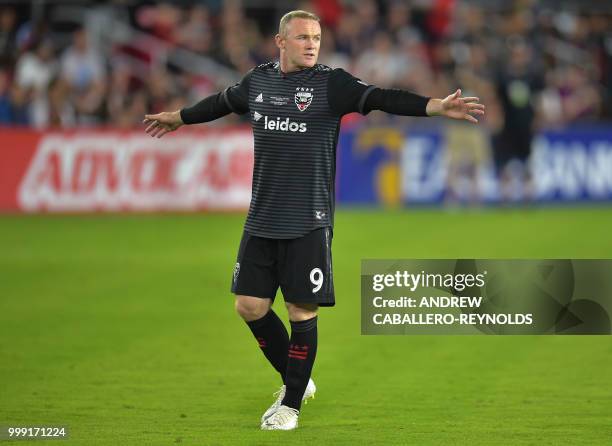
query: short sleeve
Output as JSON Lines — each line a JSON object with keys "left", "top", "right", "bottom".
{"left": 327, "top": 68, "right": 376, "bottom": 116}
{"left": 222, "top": 69, "right": 252, "bottom": 115}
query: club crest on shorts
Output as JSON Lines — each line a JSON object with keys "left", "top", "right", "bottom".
{"left": 295, "top": 87, "right": 314, "bottom": 111}
{"left": 233, "top": 262, "right": 240, "bottom": 281}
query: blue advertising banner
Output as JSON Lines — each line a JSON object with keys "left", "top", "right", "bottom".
{"left": 336, "top": 125, "right": 612, "bottom": 205}
{"left": 531, "top": 128, "right": 612, "bottom": 201}
{"left": 337, "top": 126, "right": 408, "bottom": 205}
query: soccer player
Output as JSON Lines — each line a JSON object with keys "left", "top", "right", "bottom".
{"left": 143, "top": 10, "right": 484, "bottom": 430}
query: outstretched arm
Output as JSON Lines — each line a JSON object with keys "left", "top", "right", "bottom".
{"left": 143, "top": 91, "right": 234, "bottom": 138}
{"left": 327, "top": 69, "right": 484, "bottom": 122}
{"left": 143, "top": 70, "right": 252, "bottom": 138}
{"left": 363, "top": 87, "right": 485, "bottom": 123}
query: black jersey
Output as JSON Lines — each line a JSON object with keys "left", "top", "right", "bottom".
{"left": 222, "top": 62, "right": 375, "bottom": 239}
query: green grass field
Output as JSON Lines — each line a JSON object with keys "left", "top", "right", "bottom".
{"left": 1, "top": 208, "right": 611, "bottom": 445}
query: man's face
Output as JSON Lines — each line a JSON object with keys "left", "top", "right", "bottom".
{"left": 277, "top": 18, "right": 321, "bottom": 69}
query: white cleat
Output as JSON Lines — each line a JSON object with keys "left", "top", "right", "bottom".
{"left": 260, "top": 378, "right": 316, "bottom": 424}
{"left": 261, "top": 405, "right": 299, "bottom": 430}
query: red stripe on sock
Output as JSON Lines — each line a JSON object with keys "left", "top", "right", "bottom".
{"left": 288, "top": 349, "right": 307, "bottom": 354}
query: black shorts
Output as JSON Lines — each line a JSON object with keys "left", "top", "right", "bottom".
{"left": 231, "top": 227, "right": 335, "bottom": 307}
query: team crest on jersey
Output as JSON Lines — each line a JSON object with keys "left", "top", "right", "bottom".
{"left": 295, "top": 87, "right": 314, "bottom": 111}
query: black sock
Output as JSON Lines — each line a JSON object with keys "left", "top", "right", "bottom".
{"left": 281, "top": 316, "right": 318, "bottom": 411}
{"left": 246, "top": 310, "right": 289, "bottom": 382}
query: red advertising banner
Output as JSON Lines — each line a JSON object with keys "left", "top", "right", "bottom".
{"left": 0, "top": 128, "right": 254, "bottom": 212}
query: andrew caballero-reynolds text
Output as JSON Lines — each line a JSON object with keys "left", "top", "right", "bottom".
{"left": 369, "top": 271, "right": 533, "bottom": 326}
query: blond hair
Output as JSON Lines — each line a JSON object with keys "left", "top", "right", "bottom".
{"left": 278, "top": 10, "right": 320, "bottom": 37}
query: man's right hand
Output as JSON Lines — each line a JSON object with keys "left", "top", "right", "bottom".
{"left": 143, "top": 110, "right": 184, "bottom": 138}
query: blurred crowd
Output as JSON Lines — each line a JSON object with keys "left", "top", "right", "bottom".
{"left": 0, "top": 0, "right": 611, "bottom": 133}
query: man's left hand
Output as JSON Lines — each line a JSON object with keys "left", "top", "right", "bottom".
{"left": 426, "top": 89, "right": 485, "bottom": 123}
